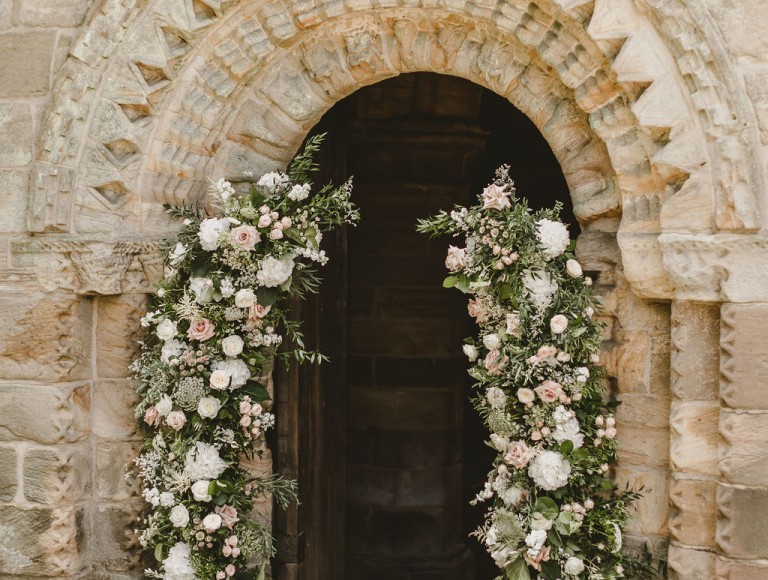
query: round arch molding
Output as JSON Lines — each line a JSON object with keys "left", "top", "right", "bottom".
{"left": 16, "top": 0, "right": 766, "bottom": 302}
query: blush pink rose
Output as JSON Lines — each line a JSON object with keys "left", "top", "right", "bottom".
{"left": 230, "top": 225, "right": 261, "bottom": 251}
{"left": 484, "top": 350, "right": 507, "bottom": 375}
{"left": 535, "top": 380, "right": 565, "bottom": 403}
{"left": 215, "top": 505, "right": 240, "bottom": 530}
{"left": 504, "top": 440, "right": 530, "bottom": 468}
{"left": 245, "top": 302, "right": 272, "bottom": 330}
{"left": 187, "top": 318, "right": 215, "bottom": 341}
{"left": 467, "top": 299, "right": 487, "bottom": 323}
{"left": 445, "top": 246, "right": 467, "bottom": 272}
{"left": 482, "top": 183, "right": 512, "bottom": 211}
{"left": 525, "top": 545, "right": 551, "bottom": 571}
{"left": 144, "top": 406, "right": 159, "bottom": 426}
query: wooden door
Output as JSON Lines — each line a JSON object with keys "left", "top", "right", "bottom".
{"left": 273, "top": 119, "right": 349, "bottom": 580}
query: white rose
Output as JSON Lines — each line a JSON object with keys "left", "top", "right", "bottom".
{"left": 189, "top": 277, "right": 214, "bottom": 304}
{"left": 234, "top": 289, "right": 258, "bottom": 308}
{"left": 202, "top": 513, "right": 223, "bottom": 533}
{"left": 168, "top": 242, "right": 188, "bottom": 266}
{"left": 530, "top": 512, "right": 553, "bottom": 531}
{"left": 517, "top": 388, "right": 535, "bottom": 404}
{"left": 221, "top": 335, "right": 244, "bottom": 357}
{"left": 156, "top": 394, "right": 173, "bottom": 417}
{"left": 191, "top": 480, "right": 212, "bottom": 502}
{"left": 482, "top": 334, "right": 502, "bottom": 351}
{"left": 550, "top": 314, "right": 568, "bottom": 334}
{"left": 198, "top": 396, "right": 222, "bottom": 419}
{"left": 523, "top": 269, "right": 558, "bottom": 309}
{"left": 564, "top": 557, "right": 585, "bottom": 575}
{"left": 462, "top": 344, "right": 478, "bottom": 361}
{"left": 209, "top": 370, "right": 231, "bottom": 391}
{"left": 214, "top": 359, "right": 251, "bottom": 389}
{"left": 156, "top": 318, "right": 177, "bottom": 342}
{"left": 169, "top": 504, "right": 189, "bottom": 528}
{"left": 166, "top": 410, "right": 187, "bottom": 431}
{"left": 566, "top": 259, "right": 583, "bottom": 277}
{"left": 159, "top": 491, "right": 175, "bottom": 507}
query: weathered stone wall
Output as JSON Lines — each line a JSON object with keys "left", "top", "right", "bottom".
{"left": 1, "top": 0, "right": 767, "bottom": 577}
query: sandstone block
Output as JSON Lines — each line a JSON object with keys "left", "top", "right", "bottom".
{"left": 0, "top": 171, "right": 29, "bottom": 233}
{"left": 0, "top": 445, "right": 17, "bottom": 501}
{"left": 670, "top": 301, "right": 719, "bottom": 401}
{"left": 0, "top": 105, "right": 34, "bottom": 167}
{"left": 616, "top": 277, "right": 671, "bottom": 332}
{"left": 90, "top": 503, "right": 143, "bottom": 573}
{"left": 669, "top": 401, "right": 719, "bottom": 476}
{"left": 93, "top": 380, "right": 139, "bottom": 440}
{"left": 615, "top": 394, "right": 670, "bottom": 429}
{"left": 0, "top": 383, "right": 90, "bottom": 444}
{"left": 669, "top": 477, "right": 717, "bottom": 547}
{"left": 667, "top": 544, "right": 715, "bottom": 580}
{"left": 616, "top": 426, "right": 669, "bottom": 467}
{"left": 96, "top": 294, "right": 145, "bottom": 378}
{"left": 20, "top": 0, "right": 90, "bottom": 27}
{"left": 0, "top": 1, "right": 12, "bottom": 30}
{"left": 614, "top": 330, "right": 651, "bottom": 393}
{"left": 721, "top": 303, "right": 768, "bottom": 409}
{"left": 23, "top": 444, "right": 90, "bottom": 504}
{"left": 95, "top": 440, "right": 140, "bottom": 501}
{"left": 719, "top": 410, "right": 768, "bottom": 486}
{"left": 0, "top": 31, "right": 56, "bottom": 97}
{"left": 0, "top": 505, "right": 84, "bottom": 576}
{"left": 715, "top": 556, "right": 768, "bottom": 580}
{"left": 716, "top": 484, "right": 768, "bottom": 559}
{"left": 614, "top": 467, "right": 669, "bottom": 536}
{"left": 0, "top": 291, "right": 92, "bottom": 381}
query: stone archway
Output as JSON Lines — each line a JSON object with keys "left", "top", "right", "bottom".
{"left": 7, "top": 0, "right": 768, "bottom": 578}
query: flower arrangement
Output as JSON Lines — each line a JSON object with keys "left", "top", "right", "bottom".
{"left": 131, "top": 135, "right": 359, "bottom": 579}
{"left": 417, "top": 166, "right": 638, "bottom": 580}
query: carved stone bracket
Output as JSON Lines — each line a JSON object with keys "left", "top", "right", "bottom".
{"left": 660, "top": 233, "right": 768, "bottom": 302}
{"left": 12, "top": 238, "right": 166, "bottom": 296}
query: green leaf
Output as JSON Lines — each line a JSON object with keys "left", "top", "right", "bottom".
{"left": 504, "top": 557, "right": 532, "bottom": 580}
{"left": 547, "top": 529, "right": 563, "bottom": 547}
{"left": 305, "top": 226, "right": 319, "bottom": 248}
{"left": 571, "top": 326, "right": 587, "bottom": 337}
{"left": 244, "top": 380, "right": 270, "bottom": 402}
{"left": 535, "top": 496, "right": 559, "bottom": 520}
{"left": 443, "top": 276, "right": 458, "bottom": 288}
{"left": 541, "top": 560, "right": 561, "bottom": 580}
{"left": 600, "top": 477, "right": 615, "bottom": 491}
{"left": 455, "top": 276, "right": 470, "bottom": 293}
{"left": 154, "top": 543, "right": 165, "bottom": 563}
{"left": 256, "top": 286, "right": 278, "bottom": 306}
{"left": 499, "top": 284, "right": 514, "bottom": 300}
{"left": 560, "top": 440, "right": 574, "bottom": 455}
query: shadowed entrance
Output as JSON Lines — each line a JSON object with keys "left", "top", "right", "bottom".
{"left": 275, "top": 73, "right": 572, "bottom": 580}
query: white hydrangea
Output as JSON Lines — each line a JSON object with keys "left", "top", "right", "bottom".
{"left": 213, "top": 358, "right": 251, "bottom": 389}
{"left": 168, "top": 243, "right": 188, "bottom": 267}
{"left": 256, "top": 256, "right": 295, "bottom": 288}
{"left": 198, "top": 217, "right": 232, "bottom": 251}
{"left": 288, "top": 183, "right": 311, "bottom": 201}
{"left": 552, "top": 405, "right": 584, "bottom": 449}
{"left": 188, "top": 277, "right": 214, "bottom": 304}
{"left": 536, "top": 218, "right": 570, "bottom": 259}
{"left": 257, "top": 171, "right": 289, "bottom": 195}
{"left": 162, "top": 542, "right": 197, "bottom": 580}
{"left": 214, "top": 178, "right": 235, "bottom": 202}
{"left": 522, "top": 269, "right": 558, "bottom": 309}
{"left": 525, "top": 528, "right": 548, "bottom": 557}
{"left": 528, "top": 450, "right": 571, "bottom": 491}
{"left": 183, "top": 442, "right": 228, "bottom": 481}
{"left": 161, "top": 339, "right": 186, "bottom": 364}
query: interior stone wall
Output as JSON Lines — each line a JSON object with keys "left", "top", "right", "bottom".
{"left": 1, "top": 0, "right": 767, "bottom": 578}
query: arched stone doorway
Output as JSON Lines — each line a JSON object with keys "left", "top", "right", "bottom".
{"left": 273, "top": 72, "right": 574, "bottom": 580}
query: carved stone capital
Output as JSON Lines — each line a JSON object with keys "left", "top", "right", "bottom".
{"left": 660, "top": 233, "right": 768, "bottom": 302}
{"left": 12, "top": 237, "right": 165, "bottom": 296}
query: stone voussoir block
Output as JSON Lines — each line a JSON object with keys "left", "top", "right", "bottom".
{"left": 719, "top": 409, "right": 768, "bottom": 487}
{"left": 666, "top": 544, "right": 715, "bottom": 580}
{"left": 0, "top": 383, "right": 90, "bottom": 445}
{"left": 668, "top": 476, "right": 717, "bottom": 548}
{"left": 23, "top": 444, "right": 90, "bottom": 505}
{"left": 714, "top": 555, "right": 768, "bottom": 580}
{"left": 670, "top": 301, "right": 720, "bottom": 401}
{"left": 96, "top": 294, "right": 146, "bottom": 379}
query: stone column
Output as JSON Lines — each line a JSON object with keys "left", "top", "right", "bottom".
{"left": 666, "top": 302, "right": 720, "bottom": 578}
{"left": 715, "top": 304, "right": 768, "bottom": 578}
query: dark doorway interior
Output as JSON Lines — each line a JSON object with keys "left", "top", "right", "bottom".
{"left": 274, "top": 73, "right": 572, "bottom": 580}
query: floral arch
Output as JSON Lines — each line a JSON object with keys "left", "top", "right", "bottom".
{"left": 11, "top": 0, "right": 766, "bottom": 577}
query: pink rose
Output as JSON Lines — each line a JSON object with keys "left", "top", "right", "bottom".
{"left": 246, "top": 302, "right": 272, "bottom": 330}
{"left": 187, "top": 318, "right": 215, "bottom": 341}
{"left": 525, "top": 545, "right": 551, "bottom": 571}
{"left": 230, "top": 225, "right": 261, "bottom": 251}
{"left": 166, "top": 410, "right": 187, "bottom": 431}
{"left": 535, "top": 380, "right": 565, "bottom": 403}
{"left": 504, "top": 440, "right": 530, "bottom": 468}
{"left": 467, "top": 299, "right": 487, "bottom": 323}
{"left": 269, "top": 228, "right": 284, "bottom": 240}
{"left": 144, "top": 406, "right": 159, "bottom": 426}
{"left": 482, "top": 183, "right": 512, "bottom": 211}
{"left": 225, "top": 564, "right": 236, "bottom": 577}
{"left": 258, "top": 214, "right": 271, "bottom": 228}
{"left": 215, "top": 505, "right": 240, "bottom": 530}
{"left": 240, "top": 415, "right": 252, "bottom": 428}
{"left": 250, "top": 403, "right": 263, "bottom": 416}
{"left": 484, "top": 350, "right": 507, "bottom": 375}
{"left": 445, "top": 246, "right": 467, "bottom": 272}
{"left": 238, "top": 400, "right": 252, "bottom": 414}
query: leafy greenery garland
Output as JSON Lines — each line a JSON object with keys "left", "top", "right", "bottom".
{"left": 417, "top": 167, "right": 638, "bottom": 580}
{"left": 131, "top": 135, "right": 359, "bottom": 579}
